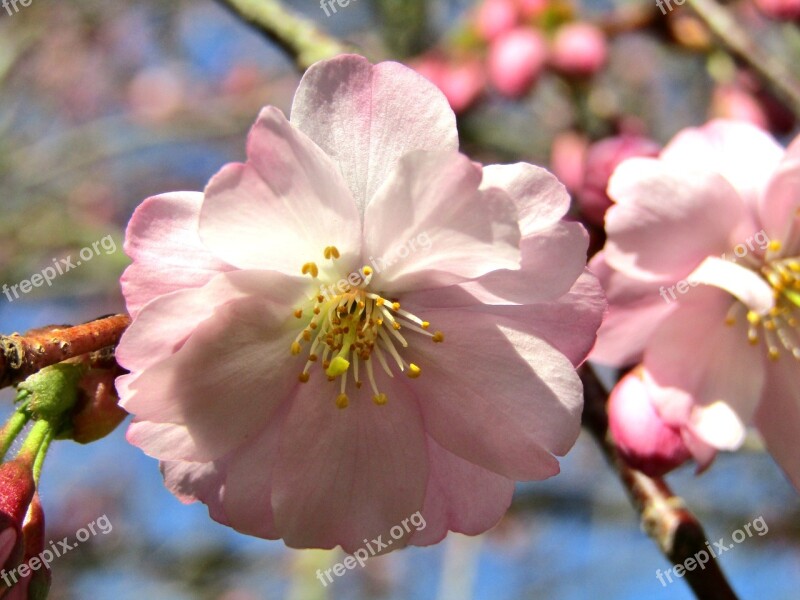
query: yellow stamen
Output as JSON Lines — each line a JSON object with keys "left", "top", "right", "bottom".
{"left": 407, "top": 364, "right": 421, "bottom": 378}
{"left": 335, "top": 393, "right": 349, "bottom": 409}
{"left": 298, "top": 372, "right": 310, "bottom": 383}
{"left": 432, "top": 331, "right": 445, "bottom": 343}
{"left": 372, "top": 393, "right": 388, "bottom": 405}
{"left": 291, "top": 341, "right": 302, "bottom": 356}
{"left": 301, "top": 262, "right": 319, "bottom": 277}
{"left": 293, "top": 309, "right": 303, "bottom": 319}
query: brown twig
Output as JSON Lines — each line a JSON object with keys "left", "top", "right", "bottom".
{"left": 0, "top": 315, "right": 131, "bottom": 389}
{"left": 580, "top": 365, "right": 740, "bottom": 600}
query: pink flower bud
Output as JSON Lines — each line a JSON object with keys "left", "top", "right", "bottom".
{"left": 0, "top": 458, "right": 36, "bottom": 590}
{"left": 2, "top": 494, "right": 51, "bottom": 600}
{"left": 549, "top": 131, "right": 588, "bottom": 193}
{"left": 550, "top": 23, "right": 608, "bottom": 77}
{"left": 608, "top": 369, "right": 692, "bottom": 477}
{"left": 412, "top": 56, "right": 485, "bottom": 114}
{"left": 753, "top": 0, "right": 800, "bottom": 20}
{"left": 475, "top": 0, "right": 519, "bottom": 42}
{"left": 0, "top": 459, "right": 36, "bottom": 528}
{"left": 579, "top": 135, "right": 661, "bottom": 226}
{"left": 488, "top": 27, "right": 548, "bottom": 98}
{"left": 710, "top": 85, "right": 769, "bottom": 130}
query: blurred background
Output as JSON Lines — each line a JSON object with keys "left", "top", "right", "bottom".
{"left": 0, "top": 0, "right": 799, "bottom": 598}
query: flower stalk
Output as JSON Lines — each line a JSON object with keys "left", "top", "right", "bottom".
{"left": 580, "top": 365, "right": 739, "bottom": 600}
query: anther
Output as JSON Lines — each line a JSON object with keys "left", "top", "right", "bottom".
{"left": 301, "top": 262, "right": 319, "bottom": 277}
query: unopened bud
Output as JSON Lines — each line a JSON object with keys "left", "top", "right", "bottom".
{"left": 488, "top": 27, "right": 548, "bottom": 98}
{"left": 608, "top": 369, "right": 692, "bottom": 477}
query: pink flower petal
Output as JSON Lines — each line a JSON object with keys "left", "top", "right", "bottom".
{"left": 121, "top": 192, "right": 233, "bottom": 318}
{"left": 272, "top": 371, "right": 428, "bottom": 552}
{"left": 161, "top": 459, "right": 227, "bottom": 524}
{"left": 588, "top": 252, "right": 674, "bottom": 367}
{"left": 687, "top": 256, "right": 774, "bottom": 315}
{"left": 760, "top": 133, "right": 800, "bottom": 242}
{"left": 479, "top": 163, "right": 570, "bottom": 235}
{"left": 117, "top": 269, "right": 294, "bottom": 374}
{"left": 643, "top": 287, "right": 765, "bottom": 449}
{"left": 408, "top": 436, "right": 514, "bottom": 546}
{"left": 291, "top": 54, "right": 458, "bottom": 214}
{"left": 364, "top": 151, "right": 521, "bottom": 294}
{"left": 407, "top": 308, "right": 581, "bottom": 479}
{"left": 122, "top": 293, "right": 306, "bottom": 461}
{"left": 756, "top": 357, "right": 800, "bottom": 491}
{"left": 660, "top": 119, "right": 783, "bottom": 209}
{"left": 200, "top": 107, "right": 361, "bottom": 274}
{"left": 457, "top": 221, "right": 588, "bottom": 305}
{"left": 606, "top": 158, "right": 744, "bottom": 281}
{"left": 220, "top": 400, "right": 292, "bottom": 539}
{"left": 480, "top": 270, "right": 606, "bottom": 367}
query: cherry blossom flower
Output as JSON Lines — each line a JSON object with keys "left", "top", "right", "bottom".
{"left": 116, "top": 54, "right": 605, "bottom": 551}
{"left": 591, "top": 119, "right": 800, "bottom": 487}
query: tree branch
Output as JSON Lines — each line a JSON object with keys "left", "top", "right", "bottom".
{"left": 580, "top": 365, "right": 740, "bottom": 600}
{"left": 213, "top": 0, "right": 350, "bottom": 71}
{"left": 686, "top": 0, "right": 800, "bottom": 118}
{"left": 0, "top": 315, "right": 130, "bottom": 389}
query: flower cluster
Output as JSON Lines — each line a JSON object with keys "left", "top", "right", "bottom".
{"left": 410, "top": 0, "right": 607, "bottom": 112}
{"left": 592, "top": 119, "right": 800, "bottom": 488}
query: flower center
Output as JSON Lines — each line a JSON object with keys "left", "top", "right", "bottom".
{"left": 289, "top": 246, "right": 444, "bottom": 409}
{"left": 727, "top": 240, "right": 800, "bottom": 361}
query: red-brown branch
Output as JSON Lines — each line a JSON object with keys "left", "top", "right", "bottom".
{"left": 0, "top": 315, "right": 130, "bottom": 389}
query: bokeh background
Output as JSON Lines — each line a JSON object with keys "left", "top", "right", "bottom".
{"left": 0, "top": 0, "right": 799, "bottom": 598}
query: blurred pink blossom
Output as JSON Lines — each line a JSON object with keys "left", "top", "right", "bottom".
{"left": 412, "top": 55, "right": 485, "bottom": 114}
{"left": 753, "top": 0, "right": 800, "bottom": 20}
{"left": 116, "top": 55, "right": 605, "bottom": 551}
{"left": 550, "top": 131, "right": 589, "bottom": 193}
{"left": 475, "top": 0, "right": 520, "bottom": 41}
{"left": 591, "top": 119, "right": 800, "bottom": 490}
{"left": 711, "top": 85, "right": 769, "bottom": 130}
{"left": 488, "top": 27, "right": 548, "bottom": 98}
{"left": 579, "top": 135, "right": 661, "bottom": 227}
{"left": 550, "top": 23, "right": 608, "bottom": 77}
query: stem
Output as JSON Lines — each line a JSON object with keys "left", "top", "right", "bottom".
{"left": 580, "top": 365, "right": 740, "bottom": 600}
{"left": 18, "top": 419, "right": 50, "bottom": 464}
{"left": 32, "top": 427, "right": 53, "bottom": 485}
{"left": 213, "top": 0, "right": 350, "bottom": 71}
{"left": 0, "top": 314, "right": 130, "bottom": 389}
{"left": 686, "top": 0, "right": 800, "bottom": 118}
{"left": 0, "top": 410, "right": 30, "bottom": 462}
